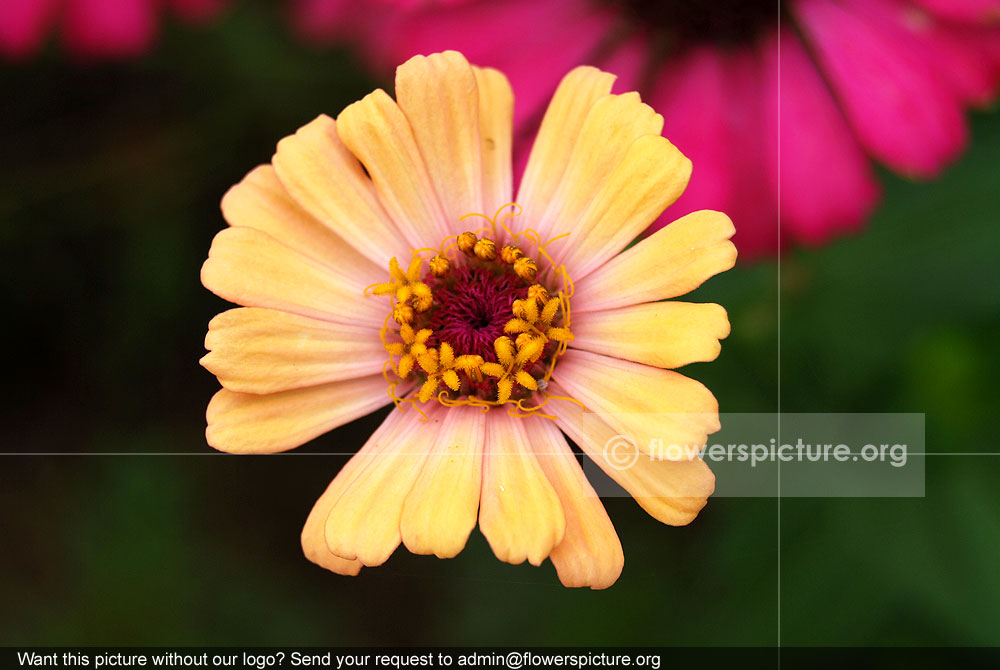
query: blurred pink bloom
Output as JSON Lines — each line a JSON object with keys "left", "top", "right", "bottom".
{"left": 292, "top": 0, "right": 1000, "bottom": 258}
{"left": 0, "top": 0, "right": 228, "bottom": 61}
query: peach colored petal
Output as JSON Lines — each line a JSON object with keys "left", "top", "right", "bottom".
{"left": 221, "top": 164, "right": 383, "bottom": 288}
{"left": 553, "top": 350, "right": 719, "bottom": 460}
{"left": 537, "top": 92, "right": 664, "bottom": 246}
{"left": 301, "top": 479, "right": 364, "bottom": 576}
{"left": 472, "top": 66, "right": 514, "bottom": 216}
{"left": 396, "top": 51, "right": 484, "bottom": 230}
{"left": 524, "top": 418, "right": 623, "bottom": 590}
{"left": 549, "top": 382, "right": 715, "bottom": 526}
{"left": 324, "top": 404, "right": 441, "bottom": 566}
{"left": 271, "top": 115, "right": 411, "bottom": 264}
{"left": 479, "top": 412, "right": 565, "bottom": 566}
{"left": 201, "top": 226, "right": 386, "bottom": 328}
{"left": 201, "top": 307, "right": 386, "bottom": 394}
{"left": 400, "top": 406, "right": 485, "bottom": 558}
{"left": 301, "top": 403, "right": 417, "bottom": 573}
{"left": 337, "top": 89, "right": 450, "bottom": 245}
{"left": 572, "top": 210, "right": 736, "bottom": 312}
{"left": 555, "top": 134, "right": 691, "bottom": 279}
{"left": 205, "top": 375, "right": 392, "bottom": 454}
{"left": 571, "top": 302, "right": 730, "bottom": 369}
{"left": 515, "top": 66, "right": 615, "bottom": 237}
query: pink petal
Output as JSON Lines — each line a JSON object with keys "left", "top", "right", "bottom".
{"left": 646, "top": 48, "right": 730, "bottom": 233}
{"left": 721, "top": 46, "right": 778, "bottom": 259}
{"left": 647, "top": 46, "right": 778, "bottom": 259}
{"left": 766, "top": 28, "right": 880, "bottom": 245}
{"left": 62, "top": 0, "right": 157, "bottom": 59}
{"left": 603, "top": 32, "right": 649, "bottom": 96}
{"left": 0, "top": 0, "right": 59, "bottom": 59}
{"left": 289, "top": 0, "right": 365, "bottom": 45}
{"left": 168, "top": 0, "right": 229, "bottom": 23}
{"left": 845, "top": 0, "right": 998, "bottom": 106}
{"left": 910, "top": 0, "right": 1000, "bottom": 26}
{"left": 367, "top": 0, "right": 613, "bottom": 130}
{"left": 794, "top": 0, "right": 967, "bottom": 177}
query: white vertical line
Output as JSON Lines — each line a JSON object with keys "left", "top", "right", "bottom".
{"left": 776, "top": 0, "right": 783, "bottom": 661}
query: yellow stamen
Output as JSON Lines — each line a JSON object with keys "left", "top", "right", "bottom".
{"left": 456, "top": 231, "right": 477, "bottom": 256}
{"left": 513, "top": 256, "right": 537, "bottom": 281}
{"left": 429, "top": 254, "right": 451, "bottom": 277}
{"left": 366, "top": 202, "right": 581, "bottom": 419}
{"left": 473, "top": 237, "right": 497, "bottom": 261}
{"left": 393, "top": 303, "right": 415, "bottom": 325}
{"left": 500, "top": 245, "right": 523, "bottom": 264}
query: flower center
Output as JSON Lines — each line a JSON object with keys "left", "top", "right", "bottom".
{"left": 618, "top": 0, "right": 778, "bottom": 47}
{"left": 365, "top": 205, "right": 577, "bottom": 417}
{"left": 427, "top": 266, "right": 528, "bottom": 361}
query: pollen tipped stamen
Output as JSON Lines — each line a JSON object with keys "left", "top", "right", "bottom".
{"left": 365, "top": 206, "right": 578, "bottom": 418}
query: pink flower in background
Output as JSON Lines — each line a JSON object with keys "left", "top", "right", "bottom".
{"left": 0, "top": 0, "right": 228, "bottom": 61}
{"left": 293, "top": 0, "right": 1000, "bottom": 258}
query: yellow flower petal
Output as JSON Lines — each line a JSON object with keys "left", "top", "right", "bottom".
{"left": 572, "top": 210, "right": 737, "bottom": 312}
{"left": 400, "top": 407, "right": 485, "bottom": 558}
{"left": 495, "top": 336, "right": 515, "bottom": 366}
{"left": 202, "top": 308, "right": 385, "bottom": 394}
{"left": 417, "top": 352, "right": 438, "bottom": 374}
{"left": 504, "top": 318, "right": 533, "bottom": 334}
{"left": 270, "top": 115, "right": 411, "bottom": 264}
{"left": 516, "top": 337, "right": 546, "bottom": 364}
{"left": 439, "top": 342, "right": 455, "bottom": 367}
{"left": 405, "top": 256, "right": 423, "bottom": 282}
{"left": 206, "top": 375, "right": 392, "bottom": 454}
{"left": 389, "top": 257, "right": 407, "bottom": 283}
{"left": 516, "top": 66, "right": 616, "bottom": 236}
{"left": 496, "top": 377, "right": 515, "bottom": 404}
{"left": 515, "top": 369, "right": 538, "bottom": 391}
{"left": 540, "top": 298, "right": 560, "bottom": 325}
{"left": 397, "top": 51, "right": 483, "bottom": 228}
{"left": 524, "top": 418, "right": 623, "bottom": 590}
{"left": 396, "top": 354, "right": 415, "bottom": 379}
{"left": 553, "top": 349, "right": 720, "bottom": 460}
{"left": 479, "top": 413, "right": 565, "bottom": 566}
{"left": 480, "top": 362, "right": 505, "bottom": 378}
{"left": 472, "top": 66, "right": 513, "bottom": 215}
{"left": 337, "top": 89, "right": 449, "bottom": 245}
{"left": 201, "top": 227, "right": 385, "bottom": 327}
{"left": 442, "top": 369, "right": 461, "bottom": 392}
{"left": 419, "top": 378, "right": 440, "bottom": 403}
{"left": 549, "top": 382, "right": 715, "bottom": 526}
{"left": 557, "top": 135, "right": 692, "bottom": 278}
{"left": 537, "top": 92, "right": 663, "bottom": 244}
{"left": 324, "top": 403, "right": 440, "bottom": 566}
{"left": 221, "top": 164, "right": 383, "bottom": 286}
{"left": 571, "top": 302, "right": 730, "bottom": 369}
{"left": 546, "top": 327, "right": 574, "bottom": 343}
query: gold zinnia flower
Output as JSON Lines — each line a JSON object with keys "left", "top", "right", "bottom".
{"left": 201, "top": 51, "right": 736, "bottom": 589}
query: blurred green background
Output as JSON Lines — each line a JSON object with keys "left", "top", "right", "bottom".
{"left": 2, "top": 2, "right": 998, "bottom": 647}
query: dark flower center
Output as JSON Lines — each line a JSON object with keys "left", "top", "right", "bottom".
{"left": 427, "top": 266, "right": 529, "bottom": 362}
{"left": 618, "top": 0, "right": 779, "bottom": 47}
